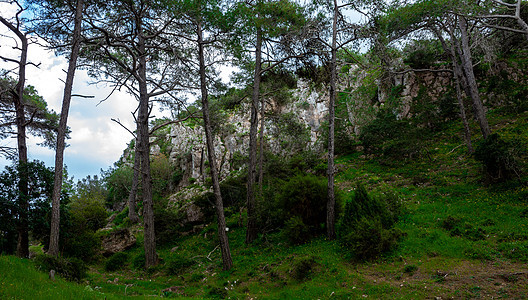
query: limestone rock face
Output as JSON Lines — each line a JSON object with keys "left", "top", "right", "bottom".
{"left": 101, "top": 228, "right": 136, "bottom": 256}
{"left": 167, "top": 79, "right": 329, "bottom": 188}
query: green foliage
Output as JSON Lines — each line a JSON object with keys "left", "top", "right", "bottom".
{"left": 270, "top": 112, "right": 310, "bottom": 154}
{"left": 104, "top": 252, "right": 129, "bottom": 272}
{"left": 112, "top": 207, "right": 129, "bottom": 228}
{"left": 338, "top": 184, "right": 404, "bottom": 260}
{"left": 69, "top": 197, "right": 107, "bottom": 233}
{"left": 359, "top": 111, "right": 426, "bottom": 162}
{"left": 151, "top": 153, "right": 180, "bottom": 198}
{"left": 483, "top": 63, "right": 528, "bottom": 113}
{"left": 0, "top": 161, "right": 54, "bottom": 255}
{"left": 282, "top": 216, "right": 310, "bottom": 245}
{"left": 34, "top": 254, "right": 87, "bottom": 282}
{"left": 56, "top": 180, "right": 107, "bottom": 261}
{"left": 166, "top": 255, "right": 195, "bottom": 275}
{"left": 410, "top": 85, "right": 458, "bottom": 131}
{"left": 105, "top": 165, "right": 132, "bottom": 209}
{"left": 474, "top": 133, "right": 523, "bottom": 183}
{"left": 291, "top": 255, "right": 317, "bottom": 281}
{"left": 254, "top": 173, "right": 339, "bottom": 244}
{"left": 154, "top": 205, "right": 184, "bottom": 247}
{"left": 403, "top": 39, "right": 446, "bottom": 69}
{"left": 132, "top": 251, "right": 146, "bottom": 270}
{"left": 0, "top": 79, "right": 61, "bottom": 155}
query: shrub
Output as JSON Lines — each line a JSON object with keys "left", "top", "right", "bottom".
{"left": 291, "top": 255, "right": 317, "bottom": 281}
{"left": 282, "top": 216, "right": 311, "bottom": 245}
{"left": 105, "top": 252, "right": 129, "bottom": 271}
{"left": 166, "top": 255, "right": 195, "bottom": 275}
{"left": 62, "top": 231, "right": 101, "bottom": 262}
{"left": 359, "top": 111, "right": 426, "bottom": 162}
{"left": 474, "top": 133, "right": 523, "bottom": 184}
{"left": 34, "top": 254, "right": 87, "bottom": 281}
{"left": 132, "top": 252, "right": 146, "bottom": 270}
{"left": 338, "top": 184, "right": 404, "bottom": 260}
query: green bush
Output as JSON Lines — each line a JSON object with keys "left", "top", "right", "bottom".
{"left": 291, "top": 255, "right": 317, "bottom": 281}
{"left": 474, "top": 133, "right": 523, "bottom": 183}
{"left": 62, "top": 231, "right": 101, "bottom": 262}
{"left": 282, "top": 216, "right": 311, "bottom": 245}
{"left": 105, "top": 252, "right": 129, "bottom": 271}
{"left": 166, "top": 255, "right": 195, "bottom": 275}
{"left": 359, "top": 111, "right": 426, "bottom": 162}
{"left": 338, "top": 184, "right": 404, "bottom": 260}
{"left": 132, "top": 252, "right": 146, "bottom": 270}
{"left": 34, "top": 254, "right": 87, "bottom": 281}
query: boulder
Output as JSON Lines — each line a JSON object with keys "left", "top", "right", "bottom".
{"left": 101, "top": 228, "right": 136, "bottom": 256}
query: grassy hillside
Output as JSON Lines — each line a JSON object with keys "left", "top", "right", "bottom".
{"left": 2, "top": 110, "right": 527, "bottom": 299}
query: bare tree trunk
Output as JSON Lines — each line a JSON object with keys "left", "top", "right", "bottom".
{"left": 197, "top": 22, "right": 233, "bottom": 270}
{"left": 453, "top": 61, "right": 474, "bottom": 153}
{"left": 15, "top": 32, "right": 29, "bottom": 259}
{"left": 48, "top": 0, "right": 84, "bottom": 257}
{"left": 137, "top": 25, "right": 157, "bottom": 268}
{"left": 458, "top": 15, "right": 491, "bottom": 139}
{"left": 257, "top": 95, "right": 265, "bottom": 193}
{"left": 1, "top": 12, "right": 30, "bottom": 258}
{"left": 128, "top": 143, "right": 140, "bottom": 224}
{"left": 326, "top": 0, "right": 338, "bottom": 241}
{"left": 514, "top": 0, "right": 528, "bottom": 40}
{"left": 246, "top": 27, "right": 262, "bottom": 244}
{"left": 435, "top": 27, "right": 474, "bottom": 153}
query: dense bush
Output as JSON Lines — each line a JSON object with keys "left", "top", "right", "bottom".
{"left": 291, "top": 255, "right": 317, "bottom": 281}
{"left": 359, "top": 111, "right": 425, "bottom": 162}
{"left": 105, "top": 252, "right": 129, "bottom": 271}
{"left": 282, "top": 216, "right": 311, "bottom": 245}
{"left": 132, "top": 251, "right": 146, "bottom": 270}
{"left": 474, "top": 133, "right": 523, "bottom": 183}
{"left": 166, "top": 255, "right": 195, "bottom": 275}
{"left": 0, "top": 161, "right": 54, "bottom": 255}
{"left": 338, "top": 184, "right": 404, "bottom": 260}
{"left": 256, "top": 173, "right": 340, "bottom": 244}
{"left": 34, "top": 254, "right": 87, "bottom": 281}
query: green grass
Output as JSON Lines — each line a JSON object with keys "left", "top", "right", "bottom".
{"left": 0, "top": 256, "right": 123, "bottom": 299}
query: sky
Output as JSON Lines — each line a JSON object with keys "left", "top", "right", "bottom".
{"left": 0, "top": 3, "right": 169, "bottom": 181}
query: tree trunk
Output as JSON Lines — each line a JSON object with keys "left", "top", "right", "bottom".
{"left": 48, "top": 0, "right": 84, "bottom": 257}
{"left": 326, "top": 0, "right": 338, "bottom": 241}
{"left": 197, "top": 22, "right": 233, "bottom": 270}
{"left": 458, "top": 15, "right": 491, "bottom": 139}
{"left": 257, "top": 94, "right": 265, "bottom": 192}
{"left": 15, "top": 31, "right": 29, "bottom": 259}
{"left": 435, "top": 27, "right": 474, "bottom": 153}
{"left": 514, "top": 0, "right": 528, "bottom": 40}
{"left": 246, "top": 27, "right": 262, "bottom": 244}
{"left": 137, "top": 24, "right": 157, "bottom": 268}
{"left": 452, "top": 61, "right": 474, "bottom": 153}
{"left": 128, "top": 143, "right": 140, "bottom": 224}
{"left": 0, "top": 13, "right": 30, "bottom": 258}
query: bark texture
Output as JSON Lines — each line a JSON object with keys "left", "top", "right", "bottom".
{"left": 49, "top": 0, "right": 84, "bottom": 257}
{"left": 246, "top": 27, "right": 262, "bottom": 244}
{"left": 326, "top": 0, "right": 338, "bottom": 240}
{"left": 137, "top": 25, "right": 158, "bottom": 268}
{"left": 197, "top": 22, "right": 233, "bottom": 270}
{"left": 458, "top": 16, "right": 491, "bottom": 139}
{"left": 128, "top": 143, "right": 140, "bottom": 224}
